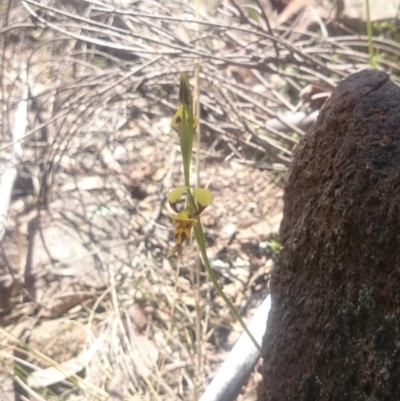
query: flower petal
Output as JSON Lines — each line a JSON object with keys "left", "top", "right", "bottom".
{"left": 167, "top": 244, "right": 179, "bottom": 258}
{"left": 193, "top": 187, "right": 213, "bottom": 207}
{"left": 171, "top": 104, "right": 198, "bottom": 132}
{"left": 168, "top": 186, "right": 188, "bottom": 204}
{"left": 179, "top": 74, "right": 192, "bottom": 107}
{"left": 171, "top": 208, "right": 197, "bottom": 223}
{"left": 167, "top": 243, "right": 183, "bottom": 263}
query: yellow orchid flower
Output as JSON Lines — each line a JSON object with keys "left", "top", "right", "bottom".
{"left": 171, "top": 104, "right": 198, "bottom": 132}
{"left": 167, "top": 208, "right": 197, "bottom": 261}
{"left": 167, "top": 186, "right": 213, "bottom": 261}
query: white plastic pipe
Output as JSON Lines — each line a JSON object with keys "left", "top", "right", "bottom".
{"left": 199, "top": 294, "right": 271, "bottom": 401}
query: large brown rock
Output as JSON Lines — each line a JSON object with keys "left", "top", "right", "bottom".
{"left": 260, "top": 70, "right": 400, "bottom": 401}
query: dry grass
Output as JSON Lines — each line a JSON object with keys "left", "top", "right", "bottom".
{"left": 1, "top": 0, "right": 399, "bottom": 400}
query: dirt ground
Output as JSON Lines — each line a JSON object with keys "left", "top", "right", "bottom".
{"left": 0, "top": 3, "right": 284, "bottom": 394}
{"left": 0, "top": 95, "right": 283, "bottom": 400}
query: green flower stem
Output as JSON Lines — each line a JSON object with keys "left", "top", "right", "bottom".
{"left": 365, "top": 0, "right": 375, "bottom": 67}
{"left": 192, "top": 221, "right": 262, "bottom": 353}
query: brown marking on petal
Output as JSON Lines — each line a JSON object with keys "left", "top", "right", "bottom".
{"left": 175, "top": 116, "right": 182, "bottom": 124}
{"left": 192, "top": 207, "right": 204, "bottom": 217}
{"left": 179, "top": 75, "right": 191, "bottom": 107}
{"left": 176, "top": 243, "right": 183, "bottom": 262}
{"left": 169, "top": 202, "right": 179, "bottom": 214}
{"left": 175, "top": 229, "right": 184, "bottom": 243}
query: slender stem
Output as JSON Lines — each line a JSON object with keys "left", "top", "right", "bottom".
{"left": 193, "top": 53, "right": 202, "bottom": 401}
{"left": 193, "top": 222, "right": 262, "bottom": 353}
{"left": 365, "top": 0, "right": 375, "bottom": 67}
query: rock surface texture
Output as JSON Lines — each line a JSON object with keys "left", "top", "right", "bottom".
{"left": 260, "top": 70, "right": 400, "bottom": 401}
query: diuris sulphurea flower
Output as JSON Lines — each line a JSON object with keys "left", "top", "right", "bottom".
{"left": 167, "top": 186, "right": 213, "bottom": 262}
{"left": 171, "top": 104, "right": 198, "bottom": 133}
